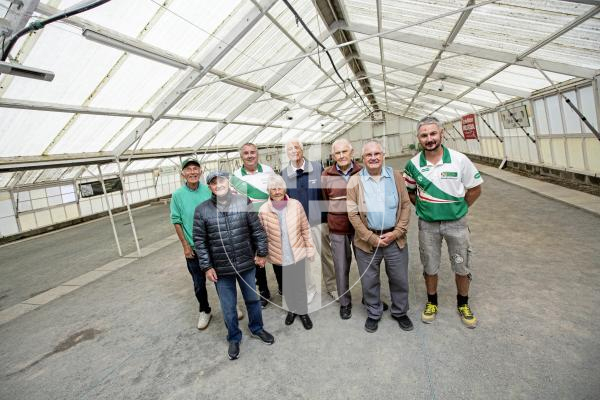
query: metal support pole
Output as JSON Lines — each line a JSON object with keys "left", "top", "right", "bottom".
{"left": 116, "top": 159, "right": 141, "bottom": 257}
{"left": 98, "top": 165, "right": 122, "bottom": 256}
{"left": 477, "top": 114, "right": 503, "bottom": 143}
{"left": 452, "top": 125, "right": 466, "bottom": 141}
{"left": 443, "top": 124, "right": 457, "bottom": 142}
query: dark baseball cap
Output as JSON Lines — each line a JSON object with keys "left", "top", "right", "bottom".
{"left": 181, "top": 157, "right": 200, "bottom": 169}
{"left": 206, "top": 171, "right": 230, "bottom": 184}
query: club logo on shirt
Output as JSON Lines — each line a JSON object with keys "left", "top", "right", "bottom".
{"left": 474, "top": 172, "right": 481, "bottom": 179}
{"left": 421, "top": 167, "right": 431, "bottom": 172}
{"left": 441, "top": 171, "right": 458, "bottom": 179}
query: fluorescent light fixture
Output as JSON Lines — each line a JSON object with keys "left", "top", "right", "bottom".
{"left": 0, "top": 61, "right": 55, "bottom": 81}
{"left": 82, "top": 29, "right": 188, "bottom": 69}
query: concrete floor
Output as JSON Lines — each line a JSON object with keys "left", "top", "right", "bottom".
{"left": 1, "top": 161, "right": 599, "bottom": 399}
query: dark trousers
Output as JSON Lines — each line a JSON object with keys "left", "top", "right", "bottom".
{"left": 274, "top": 259, "right": 308, "bottom": 315}
{"left": 186, "top": 255, "right": 211, "bottom": 313}
{"left": 272, "top": 264, "right": 283, "bottom": 294}
{"left": 255, "top": 265, "right": 270, "bottom": 297}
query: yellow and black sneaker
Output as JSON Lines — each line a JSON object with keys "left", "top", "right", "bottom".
{"left": 457, "top": 304, "right": 477, "bottom": 328}
{"left": 421, "top": 302, "right": 438, "bottom": 323}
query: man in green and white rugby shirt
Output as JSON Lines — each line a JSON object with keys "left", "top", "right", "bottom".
{"left": 231, "top": 143, "right": 275, "bottom": 308}
{"left": 404, "top": 116, "right": 483, "bottom": 328}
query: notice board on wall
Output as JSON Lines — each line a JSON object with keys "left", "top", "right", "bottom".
{"left": 79, "top": 178, "right": 122, "bottom": 198}
{"left": 499, "top": 105, "right": 530, "bottom": 129}
{"left": 461, "top": 114, "right": 478, "bottom": 140}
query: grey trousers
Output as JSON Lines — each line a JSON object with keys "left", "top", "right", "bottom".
{"left": 308, "top": 223, "right": 336, "bottom": 293}
{"left": 330, "top": 233, "right": 354, "bottom": 307}
{"left": 354, "top": 243, "right": 409, "bottom": 320}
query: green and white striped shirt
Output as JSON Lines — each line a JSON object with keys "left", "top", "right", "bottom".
{"left": 403, "top": 146, "right": 483, "bottom": 222}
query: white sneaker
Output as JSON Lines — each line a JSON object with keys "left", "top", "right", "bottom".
{"left": 197, "top": 312, "right": 211, "bottom": 330}
{"left": 236, "top": 305, "right": 244, "bottom": 320}
{"left": 329, "top": 290, "right": 339, "bottom": 302}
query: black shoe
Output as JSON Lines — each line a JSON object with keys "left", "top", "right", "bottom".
{"left": 251, "top": 329, "right": 275, "bottom": 345}
{"left": 340, "top": 305, "right": 352, "bottom": 320}
{"left": 228, "top": 341, "right": 240, "bottom": 360}
{"left": 285, "top": 312, "right": 296, "bottom": 325}
{"left": 393, "top": 315, "right": 414, "bottom": 331}
{"left": 260, "top": 292, "right": 271, "bottom": 309}
{"left": 364, "top": 317, "right": 379, "bottom": 333}
{"left": 299, "top": 314, "right": 313, "bottom": 330}
{"left": 362, "top": 298, "right": 389, "bottom": 311}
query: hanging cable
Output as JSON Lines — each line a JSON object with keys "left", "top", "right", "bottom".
{"left": 1, "top": 0, "right": 112, "bottom": 61}
{"left": 281, "top": 0, "right": 372, "bottom": 114}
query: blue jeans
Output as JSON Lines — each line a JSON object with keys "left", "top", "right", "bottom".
{"left": 214, "top": 267, "right": 264, "bottom": 343}
{"left": 186, "top": 254, "right": 211, "bottom": 313}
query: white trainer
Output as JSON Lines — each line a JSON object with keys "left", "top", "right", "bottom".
{"left": 236, "top": 305, "right": 244, "bottom": 320}
{"left": 197, "top": 312, "right": 211, "bottom": 330}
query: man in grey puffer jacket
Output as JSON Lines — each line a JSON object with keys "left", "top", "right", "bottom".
{"left": 193, "top": 171, "right": 275, "bottom": 360}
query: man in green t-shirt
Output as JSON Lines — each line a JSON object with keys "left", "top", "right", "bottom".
{"left": 171, "top": 158, "right": 242, "bottom": 330}
{"left": 404, "top": 116, "right": 483, "bottom": 329}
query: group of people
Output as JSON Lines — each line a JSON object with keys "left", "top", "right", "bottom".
{"left": 170, "top": 116, "right": 483, "bottom": 360}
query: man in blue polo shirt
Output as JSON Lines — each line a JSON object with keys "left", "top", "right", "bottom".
{"left": 404, "top": 116, "right": 483, "bottom": 328}
{"left": 171, "top": 158, "right": 243, "bottom": 330}
{"left": 347, "top": 140, "right": 413, "bottom": 333}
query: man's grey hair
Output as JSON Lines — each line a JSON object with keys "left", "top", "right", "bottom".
{"left": 239, "top": 142, "right": 257, "bottom": 154}
{"left": 416, "top": 116, "right": 443, "bottom": 132}
{"left": 267, "top": 174, "right": 287, "bottom": 192}
{"left": 331, "top": 138, "right": 353, "bottom": 154}
{"left": 285, "top": 139, "right": 303, "bottom": 150}
{"left": 361, "top": 139, "right": 384, "bottom": 155}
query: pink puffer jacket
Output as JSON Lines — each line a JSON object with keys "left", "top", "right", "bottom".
{"left": 258, "top": 197, "right": 315, "bottom": 266}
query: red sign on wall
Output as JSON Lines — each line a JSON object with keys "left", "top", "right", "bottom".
{"left": 461, "top": 114, "right": 478, "bottom": 140}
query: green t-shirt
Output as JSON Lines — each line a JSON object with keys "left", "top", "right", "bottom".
{"left": 170, "top": 183, "right": 212, "bottom": 246}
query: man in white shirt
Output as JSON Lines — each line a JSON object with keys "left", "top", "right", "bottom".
{"left": 231, "top": 143, "right": 275, "bottom": 308}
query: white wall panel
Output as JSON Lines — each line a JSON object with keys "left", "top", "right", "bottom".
{"left": 0, "top": 216, "right": 19, "bottom": 236}
{"left": 19, "top": 213, "right": 37, "bottom": 232}
{"left": 51, "top": 207, "right": 67, "bottom": 223}
{"left": 35, "top": 210, "right": 52, "bottom": 226}
{"left": 0, "top": 198, "right": 14, "bottom": 218}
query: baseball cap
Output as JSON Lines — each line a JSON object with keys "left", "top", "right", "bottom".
{"left": 181, "top": 157, "right": 200, "bottom": 169}
{"left": 206, "top": 171, "right": 230, "bottom": 184}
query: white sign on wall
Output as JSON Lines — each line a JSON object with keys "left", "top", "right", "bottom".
{"left": 499, "top": 105, "right": 530, "bottom": 129}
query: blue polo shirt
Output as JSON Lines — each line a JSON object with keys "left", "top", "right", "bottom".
{"left": 360, "top": 166, "right": 398, "bottom": 230}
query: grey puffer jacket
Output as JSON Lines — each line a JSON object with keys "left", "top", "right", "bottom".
{"left": 193, "top": 192, "right": 268, "bottom": 276}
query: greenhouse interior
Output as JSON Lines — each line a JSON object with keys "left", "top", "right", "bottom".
{"left": 0, "top": 0, "right": 599, "bottom": 399}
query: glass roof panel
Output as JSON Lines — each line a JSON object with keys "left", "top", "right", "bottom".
{"left": 237, "top": 94, "right": 290, "bottom": 123}
{"left": 49, "top": 114, "right": 135, "bottom": 154}
{"left": 88, "top": 55, "right": 178, "bottom": 111}
{"left": 176, "top": 122, "right": 220, "bottom": 148}
{"left": 0, "top": 110, "right": 73, "bottom": 157}
{"left": 0, "top": 172, "right": 14, "bottom": 188}
{"left": 143, "top": 120, "right": 215, "bottom": 150}
{"left": 141, "top": 0, "right": 241, "bottom": 60}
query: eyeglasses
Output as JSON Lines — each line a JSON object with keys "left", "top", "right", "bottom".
{"left": 363, "top": 152, "right": 383, "bottom": 159}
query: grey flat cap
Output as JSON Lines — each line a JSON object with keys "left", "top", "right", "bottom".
{"left": 206, "top": 171, "right": 230, "bottom": 184}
